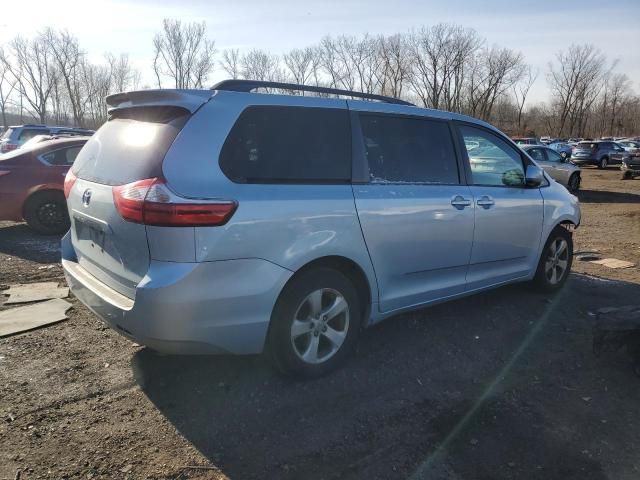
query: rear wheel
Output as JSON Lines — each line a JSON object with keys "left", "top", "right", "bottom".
{"left": 267, "top": 267, "right": 361, "bottom": 378}
{"left": 567, "top": 173, "right": 580, "bottom": 192}
{"left": 23, "top": 191, "right": 70, "bottom": 235}
{"left": 533, "top": 227, "right": 573, "bottom": 291}
{"left": 598, "top": 157, "right": 608, "bottom": 169}
{"left": 622, "top": 170, "right": 633, "bottom": 180}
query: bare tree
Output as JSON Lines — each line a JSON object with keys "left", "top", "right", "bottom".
{"left": 378, "top": 34, "right": 410, "bottom": 98}
{"left": 107, "top": 53, "right": 139, "bottom": 93}
{"left": 283, "top": 47, "right": 314, "bottom": 86}
{"left": 512, "top": 65, "right": 538, "bottom": 134}
{"left": 408, "top": 24, "right": 482, "bottom": 110}
{"left": 548, "top": 44, "right": 607, "bottom": 136}
{"left": 0, "top": 48, "right": 18, "bottom": 129}
{"left": 240, "top": 49, "right": 282, "bottom": 82}
{"left": 43, "top": 28, "right": 87, "bottom": 126}
{"left": 220, "top": 49, "right": 241, "bottom": 79}
{"left": 153, "top": 19, "right": 216, "bottom": 89}
{"left": 4, "top": 35, "right": 56, "bottom": 123}
{"left": 466, "top": 46, "right": 525, "bottom": 121}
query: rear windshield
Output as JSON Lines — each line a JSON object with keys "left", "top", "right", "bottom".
{"left": 72, "top": 107, "right": 189, "bottom": 186}
{"left": 19, "top": 129, "right": 48, "bottom": 141}
{"left": 578, "top": 142, "right": 599, "bottom": 148}
{"left": 1, "top": 128, "right": 12, "bottom": 140}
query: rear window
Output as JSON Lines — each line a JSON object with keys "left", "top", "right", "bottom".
{"left": 219, "top": 106, "right": 351, "bottom": 183}
{"left": 72, "top": 107, "right": 189, "bottom": 186}
{"left": 578, "top": 142, "right": 599, "bottom": 149}
{"left": 1, "top": 128, "right": 12, "bottom": 140}
{"left": 19, "top": 129, "right": 48, "bottom": 142}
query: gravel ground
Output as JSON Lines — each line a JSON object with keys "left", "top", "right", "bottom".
{"left": 0, "top": 167, "right": 639, "bottom": 480}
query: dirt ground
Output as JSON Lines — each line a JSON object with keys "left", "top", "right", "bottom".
{"left": 1, "top": 167, "right": 639, "bottom": 480}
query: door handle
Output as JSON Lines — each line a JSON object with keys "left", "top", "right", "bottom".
{"left": 451, "top": 195, "right": 472, "bottom": 210}
{"left": 476, "top": 196, "right": 495, "bottom": 209}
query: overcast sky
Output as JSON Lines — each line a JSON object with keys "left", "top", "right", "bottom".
{"left": 1, "top": 0, "right": 639, "bottom": 102}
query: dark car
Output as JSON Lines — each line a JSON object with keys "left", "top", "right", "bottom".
{"left": 570, "top": 141, "right": 629, "bottom": 169}
{"left": 0, "top": 136, "right": 89, "bottom": 233}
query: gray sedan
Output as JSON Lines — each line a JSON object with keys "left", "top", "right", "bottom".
{"left": 521, "top": 145, "right": 581, "bottom": 192}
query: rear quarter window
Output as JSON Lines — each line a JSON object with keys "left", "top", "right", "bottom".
{"left": 219, "top": 106, "right": 351, "bottom": 183}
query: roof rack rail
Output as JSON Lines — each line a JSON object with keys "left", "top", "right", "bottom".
{"left": 212, "top": 79, "right": 415, "bottom": 106}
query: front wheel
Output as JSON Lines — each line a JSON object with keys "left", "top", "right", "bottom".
{"left": 267, "top": 268, "right": 362, "bottom": 378}
{"left": 533, "top": 227, "right": 573, "bottom": 291}
{"left": 567, "top": 173, "right": 580, "bottom": 192}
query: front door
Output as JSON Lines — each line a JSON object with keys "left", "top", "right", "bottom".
{"left": 350, "top": 108, "right": 475, "bottom": 313}
{"left": 456, "top": 123, "right": 544, "bottom": 290}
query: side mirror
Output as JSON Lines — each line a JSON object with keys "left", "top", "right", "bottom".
{"left": 525, "top": 165, "right": 544, "bottom": 187}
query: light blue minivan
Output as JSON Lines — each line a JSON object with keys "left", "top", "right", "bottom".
{"left": 62, "top": 80, "right": 581, "bottom": 377}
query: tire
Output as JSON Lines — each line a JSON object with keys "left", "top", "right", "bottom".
{"left": 533, "top": 227, "right": 573, "bottom": 292}
{"left": 598, "top": 157, "right": 608, "bottom": 169}
{"left": 621, "top": 170, "right": 633, "bottom": 180}
{"left": 267, "top": 267, "right": 362, "bottom": 378}
{"left": 560, "top": 151, "right": 567, "bottom": 159}
{"left": 23, "top": 191, "right": 70, "bottom": 235}
{"left": 567, "top": 173, "right": 580, "bottom": 192}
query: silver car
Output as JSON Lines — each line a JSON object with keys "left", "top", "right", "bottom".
{"left": 62, "top": 80, "right": 581, "bottom": 378}
{"left": 521, "top": 145, "right": 581, "bottom": 192}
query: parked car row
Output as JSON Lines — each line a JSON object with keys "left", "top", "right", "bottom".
{"left": 513, "top": 134, "right": 640, "bottom": 186}
{"left": 0, "top": 124, "right": 94, "bottom": 153}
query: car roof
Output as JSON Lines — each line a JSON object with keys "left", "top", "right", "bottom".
{"left": 35, "top": 136, "right": 90, "bottom": 149}
{"left": 520, "top": 144, "right": 549, "bottom": 150}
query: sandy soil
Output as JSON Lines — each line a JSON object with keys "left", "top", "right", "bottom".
{"left": 0, "top": 167, "right": 639, "bottom": 480}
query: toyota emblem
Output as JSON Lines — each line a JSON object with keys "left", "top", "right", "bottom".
{"left": 82, "top": 189, "right": 92, "bottom": 207}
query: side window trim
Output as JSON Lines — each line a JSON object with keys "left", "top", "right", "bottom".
{"left": 452, "top": 120, "right": 530, "bottom": 189}
{"left": 350, "top": 111, "right": 369, "bottom": 184}
{"left": 355, "top": 111, "right": 462, "bottom": 185}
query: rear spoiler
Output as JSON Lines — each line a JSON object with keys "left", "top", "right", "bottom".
{"left": 106, "top": 89, "right": 216, "bottom": 115}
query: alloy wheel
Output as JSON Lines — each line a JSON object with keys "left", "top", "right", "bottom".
{"left": 290, "top": 288, "right": 350, "bottom": 364}
{"left": 545, "top": 238, "right": 569, "bottom": 285}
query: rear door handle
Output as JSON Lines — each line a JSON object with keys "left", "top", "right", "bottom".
{"left": 476, "top": 196, "right": 495, "bottom": 209}
{"left": 451, "top": 195, "right": 472, "bottom": 210}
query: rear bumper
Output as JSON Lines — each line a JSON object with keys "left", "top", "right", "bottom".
{"left": 571, "top": 157, "right": 596, "bottom": 165}
{"left": 61, "top": 233, "right": 293, "bottom": 355}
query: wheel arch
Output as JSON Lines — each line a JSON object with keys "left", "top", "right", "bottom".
{"left": 275, "top": 255, "right": 374, "bottom": 329}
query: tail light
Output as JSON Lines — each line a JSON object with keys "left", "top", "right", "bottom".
{"left": 112, "top": 178, "right": 237, "bottom": 227}
{"left": 64, "top": 170, "right": 77, "bottom": 198}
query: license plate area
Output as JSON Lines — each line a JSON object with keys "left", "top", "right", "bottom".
{"left": 73, "top": 210, "right": 111, "bottom": 250}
